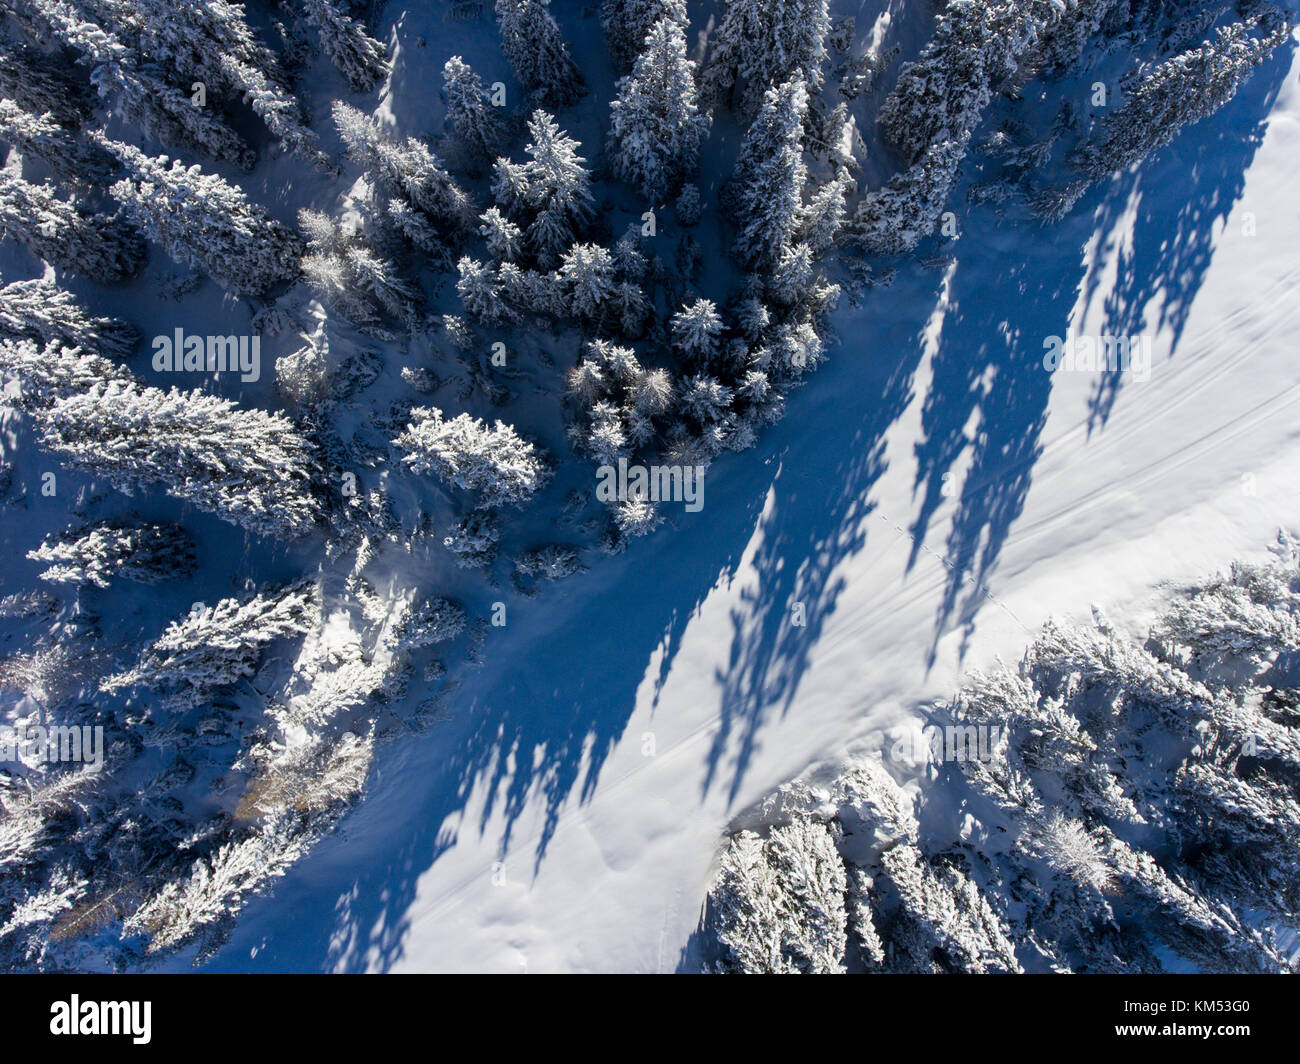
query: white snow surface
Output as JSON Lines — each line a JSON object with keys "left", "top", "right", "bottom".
{"left": 159, "top": 8, "right": 1300, "bottom": 971}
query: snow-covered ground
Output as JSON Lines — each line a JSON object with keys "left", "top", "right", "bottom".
{"left": 184, "top": 6, "right": 1300, "bottom": 973}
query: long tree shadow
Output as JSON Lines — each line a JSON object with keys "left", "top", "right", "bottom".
{"left": 701, "top": 270, "right": 938, "bottom": 805}
{"left": 1085, "top": 40, "right": 1292, "bottom": 431}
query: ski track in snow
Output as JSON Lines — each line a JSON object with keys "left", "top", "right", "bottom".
{"left": 186, "top": 8, "right": 1300, "bottom": 972}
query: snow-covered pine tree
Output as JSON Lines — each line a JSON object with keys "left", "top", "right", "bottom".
{"left": 702, "top": 0, "right": 831, "bottom": 115}
{"left": 332, "top": 102, "right": 474, "bottom": 235}
{"left": 28, "top": 522, "right": 196, "bottom": 588}
{"left": 1076, "top": 17, "right": 1290, "bottom": 182}
{"left": 798, "top": 171, "right": 852, "bottom": 254}
{"left": 455, "top": 257, "right": 516, "bottom": 326}
{"left": 849, "top": 132, "right": 970, "bottom": 256}
{"left": 442, "top": 56, "right": 505, "bottom": 169}
{"left": 1037, "top": 0, "right": 1121, "bottom": 73}
{"left": 478, "top": 207, "right": 523, "bottom": 262}
{"left": 30, "top": 0, "right": 255, "bottom": 168}
{"left": 502, "top": 110, "right": 596, "bottom": 265}
{"left": 727, "top": 76, "right": 809, "bottom": 268}
{"left": 394, "top": 406, "right": 549, "bottom": 508}
{"left": 494, "top": 0, "right": 583, "bottom": 108}
{"left": 90, "top": 0, "right": 324, "bottom": 164}
{"left": 708, "top": 813, "right": 848, "bottom": 973}
{"left": 608, "top": 17, "right": 711, "bottom": 202}
{"left": 0, "top": 337, "right": 129, "bottom": 411}
{"left": 39, "top": 378, "right": 320, "bottom": 538}
{"left": 443, "top": 512, "right": 501, "bottom": 569}
{"left": 391, "top": 597, "right": 467, "bottom": 651}
{"left": 0, "top": 99, "right": 114, "bottom": 182}
{"left": 515, "top": 545, "right": 583, "bottom": 581}
{"left": 0, "top": 43, "right": 94, "bottom": 128}
{"left": 876, "top": 0, "right": 1053, "bottom": 165}
{"left": 298, "top": 0, "right": 389, "bottom": 91}
{"left": 298, "top": 207, "right": 414, "bottom": 328}
{"left": 0, "top": 279, "right": 137, "bottom": 358}
{"left": 601, "top": 0, "right": 689, "bottom": 73}
{"left": 0, "top": 173, "right": 144, "bottom": 283}
{"left": 877, "top": 843, "right": 1023, "bottom": 973}
{"left": 101, "top": 140, "right": 302, "bottom": 296}
{"left": 558, "top": 243, "right": 617, "bottom": 320}
{"left": 670, "top": 298, "right": 724, "bottom": 363}
{"left": 102, "top": 581, "right": 320, "bottom": 708}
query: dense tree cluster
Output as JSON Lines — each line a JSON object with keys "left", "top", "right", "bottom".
{"left": 708, "top": 538, "right": 1300, "bottom": 973}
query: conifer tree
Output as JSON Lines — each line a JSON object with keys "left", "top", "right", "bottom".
{"left": 609, "top": 18, "right": 711, "bottom": 202}
{"left": 31, "top": 0, "right": 255, "bottom": 167}
{"left": 102, "top": 140, "right": 302, "bottom": 296}
{"left": 0, "top": 100, "right": 114, "bottom": 183}
{"left": 332, "top": 102, "right": 474, "bottom": 234}
{"left": 601, "top": 0, "right": 689, "bottom": 73}
{"left": 299, "top": 0, "right": 389, "bottom": 91}
{"left": 442, "top": 56, "right": 505, "bottom": 169}
{"left": 0, "top": 173, "right": 144, "bottom": 283}
{"left": 28, "top": 522, "right": 196, "bottom": 588}
{"left": 728, "top": 77, "right": 808, "bottom": 267}
{"left": 494, "top": 0, "right": 583, "bottom": 107}
{"left": 703, "top": 0, "right": 830, "bottom": 114}
{"left": 39, "top": 377, "right": 320, "bottom": 538}
{"left": 0, "top": 279, "right": 137, "bottom": 357}
{"left": 395, "top": 407, "right": 549, "bottom": 508}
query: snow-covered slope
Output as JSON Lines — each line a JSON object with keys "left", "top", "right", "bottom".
{"left": 190, "top": 7, "right": 1300, "bottom": 973}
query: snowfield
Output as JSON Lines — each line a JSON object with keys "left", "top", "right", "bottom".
{"left": 180, "top": 5, "right": 1300, "bottom": 973}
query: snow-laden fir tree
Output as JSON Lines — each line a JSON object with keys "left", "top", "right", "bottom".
{"left": 1075, "top": 17, "right": 1290, "bottom": 183}
{"left": 391, "top": 597, "right": 467, "bottom": 651}
{"left": 1037, "top": 0, "right": 1122, "bottom": 72}
{"left": 558, "top": 243, "right": 617, "bottom": 320}
{"left": 0, "top": 173, "right": 144, "bottom": 283}
{"left": 878, "top": 843, "right": 1022, "bottom": 973}
{"left": 443, "top": 512, "right": 501, "bottom": 569}
{"left": 92, "top": 0, "right": 324, "bottom": 164}
{"left": 332, "top": 102, "right": 474, "bottom": 235}
{"left": 709, "top": 813, "right": 848, "bottom": 973}
{"left": 798, "top": 171, "right": 852, "bottom": 255}
{"left": 494, "top": 0, "right": 583, "bottom": 107}
{"left": 492, "top": 110, "right": 596, "bottom": 266}
{"left": 455, "top": 257, "right": 516, "bottom": 326}
{"left": 101, "top": 140, "right": 302, "bottom": 296}
{"left": 0, "top": 279, "right": 137, "bottom": 358}
{"left": 702, "top": 0, "right": 831, "bottom": 114}
{"left": 28, "top": 522, "right": 196, "bottom": 589}
{"left": 299, "top": 207, "right": 415, "bottom": 329}
{"left": 395, "top": 406, "right": 549, "bottom": 508}
{"left": 608, "top": 17, "right": 711, "bottom": 202}
{"left": 850, "top": 132, "right": 969, "bottom": 256}
{"left": 442, "top": 56, "right": 505, "bottom": 169}
{"left": 0, "top": 43, "right": 94, "bottom": 128}
{"left": 30, "top": 0, "right": 255, "bottom": 168}
{"left": 670, "top": 298, "right": 724, "bottom": 363}
{"left": 727, "top": 76, "right": 809, "bottom": 268}
{"left": 0, "top": 100, "right": 114, "bottom": 183}
{"left": 125, "top": 810, "right": 313, "bottom": 955}
{"left": 0, "top": 338, "right": 130, "bottom": 412}
{"left": 876, "top": 0, "right": 1055, "bottom": 165}
{"left": 479, "top": 207, "right": 523, "bottom": 262}
{"left": 298, "top": 0, "right": 389, "bottom": 91}
{"left": 102, "top": 581, "right": 320, "bottom": 710}
{"left": 601, "top": 0, "right": 689, "bottom": 73}
{"left": 515, "top": 545, "right": 583, "bottom": 581}
{"left": 38, "top": 377, "right": 320, "bottom": 538}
